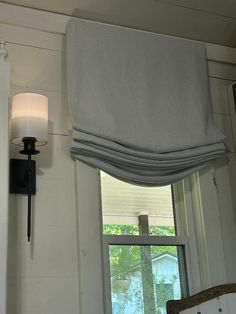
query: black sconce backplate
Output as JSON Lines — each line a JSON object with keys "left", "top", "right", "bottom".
{"left": 10, "top": 158, "right": 36, "bottom": 195}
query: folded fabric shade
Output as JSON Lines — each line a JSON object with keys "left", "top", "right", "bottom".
{"left": 66, "top": 19, "right": 226, "bottom": 186}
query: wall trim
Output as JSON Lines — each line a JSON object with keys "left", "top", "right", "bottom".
{"left": 0, "top": 42, "right": 10, "bottom": 314}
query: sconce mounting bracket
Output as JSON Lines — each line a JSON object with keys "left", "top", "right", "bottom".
{"left": 9, "top": 158, "right": 36, "bottom": 195}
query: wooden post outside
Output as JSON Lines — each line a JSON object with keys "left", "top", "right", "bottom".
{"left": 139, "top": 215, "right": 156, "bottom": 313}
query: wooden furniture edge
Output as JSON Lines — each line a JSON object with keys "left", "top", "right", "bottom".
{"left": 166, "top": 283, "right": 236, "bottom": 314}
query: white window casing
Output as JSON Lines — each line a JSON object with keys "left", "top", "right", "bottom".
{"left": 74, "top": 161, "right": 105, "bottom": 314}
{"left": 0, "top": 41, "right": 10, "bottom": 314}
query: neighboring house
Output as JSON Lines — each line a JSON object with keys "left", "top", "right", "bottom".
{"left": 112, "top": 252, "right": 181, "bottom": 314}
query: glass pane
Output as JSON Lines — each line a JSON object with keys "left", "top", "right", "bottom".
{"left": 109, "top": 245, "right": 187, "bottom": 314}
{"left": 101, "top": 172, "right": 176, "bottom": 235}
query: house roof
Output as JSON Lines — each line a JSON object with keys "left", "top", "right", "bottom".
{"left": 152, "top": 252, "right": 177, "bottom": 263}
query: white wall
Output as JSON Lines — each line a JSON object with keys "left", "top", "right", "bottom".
{"left": 1, "top": 23, "right": 79, "bottom": 314}
{"left": 0, "top": 5, "right": 236, "bottom": 314}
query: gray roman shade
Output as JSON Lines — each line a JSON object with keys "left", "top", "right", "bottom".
{"left": 66, "top": 19, "right": 226, "bottom": 186}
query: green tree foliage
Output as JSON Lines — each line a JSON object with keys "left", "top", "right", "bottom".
{"left": 104, "top": 224, "right": 177, "bottom": 278}
{"left": 103, "top": 224, "right": 175, "bottom": 236}
{"left": 104, "top": 224, "right": 179, "bottom": 313}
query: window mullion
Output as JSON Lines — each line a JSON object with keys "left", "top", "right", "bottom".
{"left": 103, "top": 234, "right": 188, "bottom": 246}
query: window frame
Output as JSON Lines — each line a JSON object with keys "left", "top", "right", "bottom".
{"left": 103, "top": 234, "right": 191, "bottom": 314}
{"left": 75, "top": 161, "right": 228, "bottom": 314}
{"left": 101, "top": 174, "right": 202, "bottom": 313}
{"left": 172, "top": 177, "right": 202, "bottom": 293}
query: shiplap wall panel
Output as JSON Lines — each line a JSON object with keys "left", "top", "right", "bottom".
{"left": 0, "top": 22, "right": 64, "bottom": 51}
{"left": 204, "top": 54, "right": 236, "bottom": 286}
{"left": 3, "top": 21, "right": 71, "bottom": 136}
{"left": 7, "top": 43, "right": 66, "bottom": 93}
{"left": 7, "top": 140, "right": 79, "bottom": 314}
{"left": 5, "top": 20, "right": 78, "bottom": 314}
{"left": 213, "top": 113, "right": 234, "bottom": 152}
{"left": 208, "top": 61, "right": 236, "bottom": 81}
{"left": 214, "top": 153, "right": 236, "bottom": 282}
{"left": 210, "top": 78, "right": 231, "bottom": 114}
{"left": 196, "top": 167, "right": 228, "bottom": 287}
{"left": 206, "top": 43, "right": 236, "bottom": 64}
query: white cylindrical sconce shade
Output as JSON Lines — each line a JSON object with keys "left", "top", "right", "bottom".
{"left": 11, "top": 93, "right": 48, "bottom": 146}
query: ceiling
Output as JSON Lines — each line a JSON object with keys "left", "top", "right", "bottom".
{"left": 1, "top": 0, "right": 236, "bottom": 47}
{"left": 101, "top": 172, "right": 174, "bottom": 226}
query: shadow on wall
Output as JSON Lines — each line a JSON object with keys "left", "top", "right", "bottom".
{"left": 6, "top": 121, "right": 54, "bottom": 314}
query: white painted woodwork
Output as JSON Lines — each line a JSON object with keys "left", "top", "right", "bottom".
{"left": 213, "top": 113, "right": 234, "bottom": 153}
{"left": 160, "top": 0, "right": 236, "bottom": 19}
{"left": 0, "top": 2, "right": 68, "bottom": 35}
{"left": 181, "top": 293, "right": 236, "bottom": 314}
{"left": 7, "top": 43, "right": 66, "bottom": 93}
{"left": 75, "top": 161, "right": 105, "bottom": 314}
{"left": 206, "top": 44, "right": 236, "bottom": 65}
{"left": 0, "top": 2, "right": 236, "bottom": 55}
{"left": 0, "top": 41, "right": 10, "bottom": 314}
{"left": 2, "top": 0, "right": 236, "bottom": 20}
{"left": 214, "top": 154, "right": 236, "bottom": 283}
{"left": 0, "top": 22, "right": 64, "bottom": 51}
{"left": 208, "top": 62, "right": 236, "bottom": 81}
{"left": 179, "top": 178, "right": 202, "bottom": 294}
{"left": 210, "top": 78, "right": 231, "bottom": 115}
{"left": 188, "top": 174, "right": 211, "bottom": 290}
{"left": 196, "top": 167, "right": 228, "bottom": 287}
{"left": 0, "top": 0, "right": 236, "bottom": 47}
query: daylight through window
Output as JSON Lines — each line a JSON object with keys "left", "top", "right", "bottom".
{"left": 101, "top": 171, "right": 189, "bottom": 314}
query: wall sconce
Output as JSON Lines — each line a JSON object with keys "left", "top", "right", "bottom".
{"left": 10, "top": 93, "right": 48, "bottom": 242}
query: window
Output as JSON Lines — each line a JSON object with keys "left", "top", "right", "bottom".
{"left": 101, "top": 172, "right": 190, "bottom": 314}
{"left": 101, "top": 171, "right": 175, "bottom": 234}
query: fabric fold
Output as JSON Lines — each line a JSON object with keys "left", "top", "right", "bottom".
{"left": 66, "top": 19, "right": 226, "bottom": 186}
